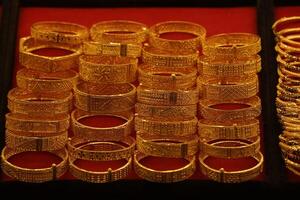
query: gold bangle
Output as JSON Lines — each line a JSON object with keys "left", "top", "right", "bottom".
{"left": 278, "top": 40, "right": 300, "bottom": 54}
{"left": 134, "top": 116, "right": 198, "bottom": 136}
{"left": 149, "top": 21, "right": 206, "bottom": 53}
{"left": 136, "top": 133, "right": 198, "bottom": 158}
{"left": 203, "top": 33, "right": 261, "bottom": 57}
{"left": 31, "top": 21, "right": 88, "bottom": 44}
{"left": 133, "top": 151, "right": 196, "bottom": 183}
{"left": 79, "top": 55, "right": 137, "bottom": 84}
{"left": 71, "top": 109, "right": 133, "bottom": 141}
{"left": 138, "top": 64, "right": 197, "bottom": 90}
{"left": 137, "top": 85, "right": 199, "bottom": 106}
{"left": 67, "top": 136, "right": 135, "bottom": 161}
{"left": 135, "top": 103, "right": 197, "bottom": 120}
{"left": 19, "top": 36, "right": 81, "bottom": 73}
{"left": 279, "top": 134, "right": 300, "bottom": 146}
{"left": 198, "top": 75, "right": 259, "bottom": 100}
{"left": 285, "top": 158, "right": 300, "bottom": 176}
{"left": 280, "top": 115, "right": 300, "bottom": 125}
{"left": 279, "top": 141, "right": 300, "bottom": 156}
{"left": 74, "top": 82, "right": 136, "bottom": 113}
{"left": 8, "top": 88, "right": 73, "bottom": 115}
{"left": 275, "top": 44, "right": 300, "bottom": 62}
{"left": 198, "top": 119, "right": 260, "bottom": 140}
{"left": 90, "top": 20, "right": 148, "bottom": 44}
{"left": 1, "top": 147, "right": 68, "bottom": 183}
{"left": 16, "top": 68, "right": 78, "bottom": 92}
{"left": 199, "top": 152, "right": 263, "bottom": 183}
{"left": 82, "top": 41, "right": 142, "bottom": 57}
{"left": 5, "top": 130, "right": 68, "bottom": 151}
{"left": 199, "top": 96, "right": 261, "bottom": 121}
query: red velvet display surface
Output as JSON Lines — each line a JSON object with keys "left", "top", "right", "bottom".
{"left": 2, "top": 7, "right": 266, "bottom": 182}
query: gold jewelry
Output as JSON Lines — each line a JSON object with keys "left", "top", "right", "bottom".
{"left": 275, "top": 44, "right": 300, "bottom": 62}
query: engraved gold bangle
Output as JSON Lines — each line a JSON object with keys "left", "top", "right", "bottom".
{"left": 79, "top": 55, "right": 137, "bottom": 84}
{"left": 71, "top": 109, "right": 133, "bottom": 141}
{"left": 136, "top": 133, "right": 198, "bottom": 158}
{"left": 31, "top": 21, "right": 89, "bottom": 44}
{"left": 134, "top": 116, "right": 198, "bottom": 136}
{"left": 16, "top": 68, "right": 78, "bottom": 92}
{"left": 1, "top": 147, "right": 68, "bottom": 183}
{"left": 74, "top": 82, "right": 136, "bottom": 113}
{"left": 199, "top": 96, "right": 261, "bottom": 121}
{"left": 149, "top": 21, "right": 206, "bottom": 53}
{"left": 137, "top": 85, "right": 199, "bottom": 106}
{"left": 7, "top": 88, "right": 73, "bottom": 115}
{"left": 19, "top": 36, "right": 81, "bottom": 73}
{"left": 134, "top": 151, "right": 196, "bottom": 183}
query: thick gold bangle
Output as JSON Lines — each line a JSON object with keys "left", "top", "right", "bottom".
{"left": 198, "top": 119, "right": 260, "bottom": 140}
{"left": 74, "top": 82, "right": 136, "bottom": 113}
{"left": 8, "top": 88, "right": 73, "bottom": 115}
{"left": 137, "top": 85, "right": 198, "bottom": 106}
{"left": 5, "top": 130, "right": 68, "bottom": 151}
{"left": 16, "top": 68, "right": 78, "bottom": 92}
{"left": 199, "top": 96, "right": 261, "bottom": 121}
{"left": 31, "top": 21, "right": 88, "bottom": 44}
{"left": 1, "top": 147, "right": 68, "bottom": 183}
{"left": 79, "top": 55, "right": 137, "bottom": 84}
{"left": 149, "top": 21, "right": 206, "bottom": 53}
{"left": 82, "top": 41, "right": 142, "bottom": 57}
{"left": 67, "top": 136, "right": 135, "bottom": 161}
{"left": 203, "top": 33, "right": 261, "bottom": 57}
{"left": 136, "top": 133, "right": 198, "bottom": 158}
{"left": 19, "top": 36, "right": 81, "bottom": 73}
{"left": 90, "top": 20, "right": 148, "bottom": 44}
{"left": 138, "top": 64, "right": 197, "bottom": 90}
{"left": 198, "top": 75, "right": 259, "bottom": 100}
{"left": 134, "top": 116, "right": 197, "bottom": 136}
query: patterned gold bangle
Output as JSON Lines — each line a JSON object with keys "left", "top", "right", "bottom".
{"left": 138, "top": 64, "right": 197, "bottom": 90}
{"left": 280, "top": 115, "right": 300, "bottom": 125}
{"left": 16, "top": 68, "right": 78, "bottom": 92}
{"left": 279, "top": 134, "right": 300, "bottom": 146}
{"left": 19, "top": 36, "right": 81, "bottom": 73}
{"left": 79, "top": 55, "right": 137, "bottom": 84}
{"left": 149, "top": 21, "right": 206, "bottom": 53}
{"left": 137, "top": 85, "right": 198, "bottom": 106}
{"left": 199, "top": 152, "right": 263, "bottom": 183}
{"left": 199, "top": 96, "right": 261, "bottom": 121}
{"left": 198, "top": 119, "right": 260, "bottom": 140}
{"left": 198, "top": 75, "right": 259, "bottom": 100}
{"left": 31, "top": 21, "right": 88, "bottom": 44}
{"left": 71, "top": 109, "right": 133, "bottom": 141}
{"left": 136, "top": 133, "right": 198, "bottom": 158}
{"left": 203, "top": 33, "right": 261, "bottom": 57}
{"left": 74, "top": 82, "right": 136, "bottom": 113}
{"left": 1, "top": 147, "right": 68, "bottom": 183}
{"left": 8, "top": 88, "right": 73, "bottom": 115}
{"left": 275, "top": 44, "right": 300, "bottom": 62}
{"left": 90, "top": 20, "right": 148, "bottom": 44}
{"left": 134, "top": 116, "right": 198, "bottom": 136}
{"left": 279, "top": 141, "right": 300, "bottom": 156}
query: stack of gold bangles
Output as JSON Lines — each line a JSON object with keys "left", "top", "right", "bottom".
{"left": 273, "top": 16, "right": 300, "bottom": 176}
{"left": 198, "top": 33, "right": 263, "bottom": 183}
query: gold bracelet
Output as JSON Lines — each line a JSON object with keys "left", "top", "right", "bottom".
{"left": 199, "top": 96, "right": 261, "bottom": 121}
{"left": 279, "top": 134, "right": 300, "bottom": 146}
{"left": 1, "top": 147, "right": 68, "bottom": 183}
{"left": 19, "top": 36, "right": 81, "bottom": 73}
{"left": 136, "top": 133, "right": 198, "bottom": 158}
{"left": 134, "top": 116, "right": 198, "bottom": 136}
{"left": 79, "top": 55, "right": 137, "bottom": 84}
{"left": 277, "top": 40, "right": 300, "bottom": 55}
{"left": 198, "top": 119, "right": 260, "bottom": 140}
{"left": 138, "top": 64, "right": 197, "bottom": 90}
{"left": 199, "top": 152, "right": 263, "bottom": 183}
{"left": 90, "top": 20, "right": 148, "bottom": 44}
{"left": 82, "top": 41, "right": 142, "bottom": 57}
{"left": 31, "top": 21, "right": 88, "bottom": 44}
{"left": 285, "top": 158, "right": 300, "bottom": 176}
{"left": 275, "top": 44, "right": 300, "bottom": 62}
{"left": 280, "top": 115, "right": 300, "bottom": 125}
{"left": 16, "top": 68, "right": 78, "bottom": 92}
{"left": 149, "top": 21, "right": 206, "bottom": 53}
{"left": 203, "top": 33, "right": 261, "bottom": 57}
{"left": 74, "top": 82, "right": 136, "bottom": 113}
{"left": 8, "top": 88, "right": 73, "bottom": 115}
{"left": 67, "top": 136, "right": 135, "bottom": 161}
{"left": 279, "top": 141, "right": 300, "bottom": 156}
{"left": 137, "top": 85, "right": 199, "bottom": 106}
{"left": 198, "top": 75, "right": 259, "bottom": 100}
